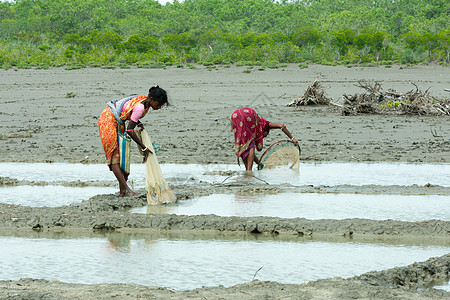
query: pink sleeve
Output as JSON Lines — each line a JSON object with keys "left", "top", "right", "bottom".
{"left": 130, "top": 103, "right": 145, "bottom": 122}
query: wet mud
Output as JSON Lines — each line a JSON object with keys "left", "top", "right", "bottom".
{"left": 1, "top": 191, "right": 450, "bottom": 238}
{"left": 0, "top": 65, "right": 449, "bottom": 299}
{"left": 0, "top": 65, "right": 449, "bottom": 165}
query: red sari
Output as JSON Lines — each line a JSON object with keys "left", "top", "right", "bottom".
{"left": 98, "top": 95, "right": 149, "bottom": 172}
{"left": 230, "top": 107, "right": 270, "bottom": 158}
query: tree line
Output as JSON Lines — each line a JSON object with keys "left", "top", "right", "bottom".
{"left": 0, "top": 0, "right": 448, "bottom": 69}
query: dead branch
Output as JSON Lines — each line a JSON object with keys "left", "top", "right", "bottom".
{"left": 287, "top": 81, "right": 332, "bottom": 106}
{"left": 354, "top": 80, "right": 383, "bottom": 96}
{"left": 340, "top": 81, "right": 449, "bottom": 116}
{"left": 287, "top": 80, "right": 449, "bottom": 116}
{"left": 431, "top": 128, "right": 442, "bottom": 137}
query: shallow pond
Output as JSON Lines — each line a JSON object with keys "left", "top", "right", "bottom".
{"left": 1, "top": 162, "right": 449, "bottom": 291}
{"left": 1, "top": 234, "right": 449, "bottom": 291}
{"left": 1, "top": 185, "right": 115, "bottom": 207}
{"left": 133, "top": 193, "right": 450, "bottom": 221}
{"left": 2, "top": 162, "right": 448, "bottom": 221}
{"left": 1, "top": 162, "right": 449, "bottom": 188}
{"left": 435, "top": 282, "right": 450, "bottom": 292}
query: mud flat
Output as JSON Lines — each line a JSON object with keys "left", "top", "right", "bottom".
{"left": 0, "top": 64, "right": 449, "bottom": 164}
{"left": 0, "top": 65, "right": 449, "bottom": 299}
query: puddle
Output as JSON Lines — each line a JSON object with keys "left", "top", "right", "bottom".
{"left": 2, "top": 162, "right": 448, "bottom": 211}
{"left": 1, "top": 185, "right": 115, "bottom": 207}
{"left": 3, "top": 182, "right": 449, "bottom": 216}
{"left": 132, "top": 193, "right": 450, "bottom": 221}
{"left": 434, "top": 282, "right": 450, "bottom": 291}
{"left": 288, "top": 162, "right": 450, "bottom": 187}
{"left": 1, "top": 162, "right": 448, "bottom": 291}
{"left": 1, "top": 162, "right": 449, "bottom": 187}
{"left": 0, "top": 235, "right": 448, "bottom": 291}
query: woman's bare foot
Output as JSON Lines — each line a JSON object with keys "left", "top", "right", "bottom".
{"left": 119, "top": 190, "right": 138, "bottom": 198}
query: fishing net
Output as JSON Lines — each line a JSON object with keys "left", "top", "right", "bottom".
{"left": 258, "top": 140, "right": 301, "bottom": 170}
{"left": 136, "top": 129, "right": 176, "bottom": 205}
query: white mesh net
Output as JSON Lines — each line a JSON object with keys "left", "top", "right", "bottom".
{"left": 258, "top": 141, "right": 300, "bottom": 170}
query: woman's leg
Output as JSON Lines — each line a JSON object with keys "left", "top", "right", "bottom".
{"left": 244, "top": 147, "right": 255, "bottom": 171}
{"left": 111, "top": 163, "right": 136, "bottom": 197}
{"left": 99, "top": 108, "right": 137, "bottom": 197}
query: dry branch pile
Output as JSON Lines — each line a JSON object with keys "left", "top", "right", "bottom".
{"left": 341, "top": 81, "right": 450, "bottom": 116}
{"left": 287, "top": 81, "right": 332, "bottom": 106}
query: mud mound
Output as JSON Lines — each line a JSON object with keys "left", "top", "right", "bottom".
{"left": 357, "top": 253, "right": 450, "bottom": 289}
{"left": 0, "top": 254, "right": 448, "bottom": 299}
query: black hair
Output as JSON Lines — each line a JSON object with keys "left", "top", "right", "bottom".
{"left": 148, "top": 86, "right": 169, "bottom": 106}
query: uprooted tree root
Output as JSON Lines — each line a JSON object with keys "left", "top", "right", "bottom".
{"left": 287, "top": 81, "right": 332, "bottom": 106}
{"left": 340, "top": 81, "right": 450, "bottom": 116}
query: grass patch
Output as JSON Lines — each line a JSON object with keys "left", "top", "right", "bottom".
{"left": 65, "top": 64, "right": 85, "bottom": 70}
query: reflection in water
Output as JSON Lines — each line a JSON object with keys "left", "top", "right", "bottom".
{"left": 107, "top": 236, "right": 131, "bottom": 250}
{"left": 1, "top": 185, "right": 115, "bottom": 207}
{"left": 0, "top": 235, "right": 449, "bottom": 291}
{"left": 132, "top": 193, "right": 450, "bottom": 222}
{"left": 146, "top": 204, "right": 173, "bottom": 215}
{"left": 1, "top": 162, "right": 449, "bottom": 187}
{"left": 0, "top": 161, "right": 448, "bottom": 291}
{"left": 2, "top": 230, "right": 450, "bottom": 247}
{"left": 234, "top": 193, "right": 260, "bottom": 203}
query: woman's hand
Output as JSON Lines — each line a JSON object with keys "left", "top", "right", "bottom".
{"left": 291, "top": 137, "right": 299, "bottom": 146}
{"left": 142, "top": 147, "right": 153, "bottom": 163}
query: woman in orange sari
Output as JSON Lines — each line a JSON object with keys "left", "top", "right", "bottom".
{"left": 231, "top": 107, "right": 299, "bottom": 171}
{"left": 98, "top": 86, "right": 168, "bottom": 197}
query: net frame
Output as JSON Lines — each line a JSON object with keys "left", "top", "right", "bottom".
{"left": 257, "top": 140, "right": 301, "bottom": 170}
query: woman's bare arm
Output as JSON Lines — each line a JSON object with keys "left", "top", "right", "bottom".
{"left": 126, "top": 121, "right": 150, "bottom": 151}
{"left": 268, "top": 123, "right": 299, "bottom": 146}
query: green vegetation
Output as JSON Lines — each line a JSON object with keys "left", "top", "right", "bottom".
{"left": 381, "top": 101, "right": 402, "bottom": 108}
{"left": 65, "top": 92, "right": 76, "bottom": 98}
{"left": 0, "top": 0, "right": 448, "bottom": 68}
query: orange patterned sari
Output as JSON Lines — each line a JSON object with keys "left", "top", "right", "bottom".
{"left": 98, "top": 95, "right": 150, "bottom": 169}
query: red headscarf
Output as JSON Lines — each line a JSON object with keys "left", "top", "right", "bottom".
{"left": 230, "top": 107, "right": 270, "bottom": 157}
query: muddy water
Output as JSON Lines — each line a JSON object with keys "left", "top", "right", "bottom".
{"left": 133, "top": 193, "right": 450, "bottom": 221}
{"left": 1, "top": 185, "right": 115, "bottom": 207}
{"left": 2, "top": 163, "right": 449, "bottom": 220}
{"left": 1, "top": 162, "right": 449, "bottom": 187}
{"left": 4, "top": 182, "right": 449, "bottom": 220}
{"left": 1, "top": 234, "right": 449, "bottom": 291}
{"left": 435, "top": 282, "right": 450, "bottom": 291}
{"left": 0, "top": 162, "right": 449, "bottom": 292}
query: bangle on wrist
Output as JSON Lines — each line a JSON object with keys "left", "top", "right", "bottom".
{"left": 142, "top": 147, "right": 148, "bottom": 152}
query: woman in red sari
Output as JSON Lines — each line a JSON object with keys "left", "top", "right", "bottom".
{"left": 98, "top": 86, "right": 168, "bottom": 197}
{"left": 230, "top": 107, "right": 299, "bottom": 171}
